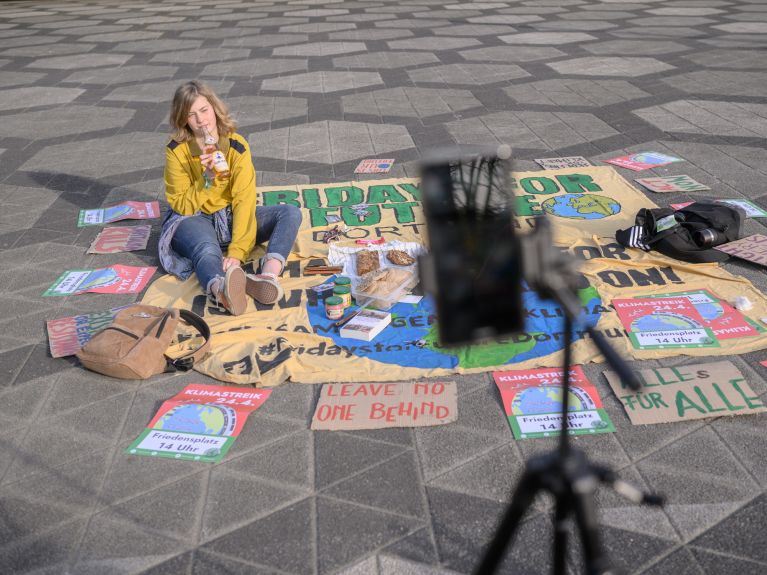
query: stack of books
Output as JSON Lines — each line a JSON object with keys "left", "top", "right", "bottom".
{"left": 339, "top": 309, "right": 391, "bottom": 341}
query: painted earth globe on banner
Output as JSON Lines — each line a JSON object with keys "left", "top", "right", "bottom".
{"left": 691, "top": 301, "right": 724, "bottom": 321}
{"left": 631, "top": 313, "right": 702, "bottom": 333}
{"left": 541, "top": 193, "right": 620, "bottom": 220}
{"left": 510, "top": 385, "right": 586, "bottom": 416}
{"left": 153, "top": 403, "right": 236, "bottom": 436}
{"left": 310, "top": 279, "right": 603, "bottom": 370}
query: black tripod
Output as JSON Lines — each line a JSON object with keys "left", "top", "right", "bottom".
{"left": 475, "top": 219, "right": 664, "bottom": 575}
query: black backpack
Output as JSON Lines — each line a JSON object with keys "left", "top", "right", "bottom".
{"left": 616, "top": 202, "right": 743, "bottom": 263}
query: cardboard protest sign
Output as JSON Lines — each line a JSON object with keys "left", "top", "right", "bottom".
{"left": 78, "top": 201, "right": 160, "bottom": 227}
{"left": 642, "top": 289, "right": 760, "bottom": 340}
{"left": 86, "top": 225, "right": 152, "bottom": 254}
{"left": 715, "top": 234, "right": 767, "bottom": 267}
{"left": 43, "top": 265, "right": 156, "bottom": 296}
{"left": 635, "top": 175, "right": 709, "bottom": 193}
{"left": 354, "top": 158, "right": 394, "bottom": 174}
{"left": 672, "top": 200, "right": 767, "bottom": 218}
{"left": 534, "top": 156, "right": 591, "bottom": 170}
{"left": 492, "top": 366, "right": 614, "bottom": 439}
{"left": 126, "top": 384, "right": 271, "bottom": 463}
{"left": 46, "top": 306, "right": 127, "bottom": 358}
{"left": 310, "top": 381, "right": 456, "bottom": 430}
{"left": 604, "top": 361, "right": 766, "bottom": 425}
{"left": 613, "top": 296, "right": 719, "bottom": 350}
{"left": 604, "top": 152, "right": 683, "bottom": 171}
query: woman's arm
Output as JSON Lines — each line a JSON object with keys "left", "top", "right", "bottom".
{"left": 164, "top": 144, "right": 223, "bottom": 215}
{"left": 226, "top": 137, "right": 257, "bottom": 262}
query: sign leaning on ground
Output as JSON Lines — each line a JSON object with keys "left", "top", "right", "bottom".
{"left": 534, "top": 156, "right": 591, "bottom": 170}
{"left": 310, "top": 381, "right": 456, "bottom": 430}
{"left": 635, "top": 175, "right": 709, "bottom": 193}
{"left": 87, "top": 225, "right": 152, "bottom": 254}
{"left": 603, "top": 361, "right": 766, "bottom": 425}
{"left": 715, "top": 234, "right": 767, "bottom": 267}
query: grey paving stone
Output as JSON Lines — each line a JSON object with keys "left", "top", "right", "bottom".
{"left": 20, "top": 131, "right": 166, "bottom": 179}
{"left": 0, "top": 86, "right": 84, "bottom": 112}
{"left": 500, "top": 31, "right": 597, "bottom": 44}
{"left": 201, "top": 57, "right": 308, "bottom": 79}
{"left": 315, "top": 431, "right": 408, "bottom": 489}
{"left": 261, "top": 71, "right": 383, "bottom": 93}
{"left": 379, "top": 527, "right": 441, "bottom": 566}
{"left": 3, "top": 41, "right": 96, "bottom": 58}
{"left": 584, "top": 39, "right": 691, "bottom": 56}
{"left": 634, "top": 101, "right": 767, "bottom": 138}
{"left": 0, "top": 518, "right": 87, "bottom": 574}
{"left": 387, "top": 37, "right": 482, "bottom": 51}
{"left": 333, "top": 51, "right": 439, "bottom": 69}
{"left": 73, "top": 511, "right": 186, "bottom": 575}
{"left": 113, "top": 38, "right": 202, "bottom": 53}
{"left": 316, "top": 496, "right": 421, "bottom": 574}
{"left": 62, "top": 64, "right": 178, "bottom": 86}
{"left": 251, "top": 120, "right": 412, "bottom": 164}
{"left": 201, "top": 466, "right": 307, "bottom": 540}
{"left": 222, "top": 33, "right": 309, "bottom": 48}
{"left": 459, "top": 45, "right": 566, "bottom": 63}
{"left": 322, "top": 451, "right": 426, "bottom": 518}
{"left": 639, "top": 547, "right": 705, "bottom": 575}
{"left": 663, "top": 70, "right": 767, "bottom": 97}
{"left": 0, "top": 105, "right": 134, "bottom": 140}
{"left": 682, "top": 49, "right": 765, "bottom": 69}
{"left": 201, "top": 497, "right": 315, "bottom": 573}
{"left": 469, "top": 14, "right": 544, "bottom": 24}
{"left": 505, "top": 79, "right": 649, "bottom": 107}
{"left": 77, "top": 30, "right": 164, "bottom": 43}
{"left": 408, "top": 63, "right": 530, "bottom": 85}
{"left": 342, "top": 87, "right": 480, "bottom": 119}
{"left": 548, "top": 56, "right": 675, "bottom": 77}
{"left": 279, "top": 22, "right": 357, "bottom": 34}
{"left": 688, "top": 548, "right": 767, "bottom": 574}
{"left": 637, "top": 426, "right": 761, "bottom": 540}
{"left": 223, "top": 430, "right": 313, "bottom": 489}
{"left": 427, "top": 486, "right": 552, "bottom": 573}
{"left": 328, "top": 29, "right": 415, "bottom": 41}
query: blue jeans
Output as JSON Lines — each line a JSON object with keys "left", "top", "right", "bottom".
{"left": 170, "top": 205, "right": 302, "bottom": 292}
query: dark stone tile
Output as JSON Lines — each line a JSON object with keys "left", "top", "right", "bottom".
{"left": 201, "top": 497, "right": 315, "bottom": 574}
{"left": 427, "top": 486, "right": 552, "bottom": 574}
{"left": 316, "top": 496, "right": 421, "bottom": 574}
{"left": 322, "top": 451, "right": 426, "bottom": 518}
{"left": 314, "top": 431, "right": 408, "bottom": 489}
{"left": 689, "top": 548, "right": 767, "bottom": 575}
{"left": 690, "top": 494, "right": 767, "bottom": 564}
{"left": 380, "top": 526, "right": 440, "bottom": 565}
{"left": 639, "top": 547, "right": 704, "bottom": 575}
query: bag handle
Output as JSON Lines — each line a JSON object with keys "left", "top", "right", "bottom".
{"left": 165, "top": 309, "right": 211, "bottom": 372}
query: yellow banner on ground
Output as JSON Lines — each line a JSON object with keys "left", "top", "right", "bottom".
{"left": 260, "top": 168, "right": 654, "bottom": 258}
{"left": 144, "top": 234, "right": 767, "bottom": 387}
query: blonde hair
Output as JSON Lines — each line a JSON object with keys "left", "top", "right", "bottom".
{"left": 169, "top": 80, "right": 236, "bottom": 143}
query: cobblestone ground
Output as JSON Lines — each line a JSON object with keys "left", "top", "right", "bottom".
{"left": 1, "top": 0, "right": 766, "bottom": 574}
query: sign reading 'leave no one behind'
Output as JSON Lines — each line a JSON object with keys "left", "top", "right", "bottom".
{"left": 311, "top": 381, "right": 457, "bottom": 430}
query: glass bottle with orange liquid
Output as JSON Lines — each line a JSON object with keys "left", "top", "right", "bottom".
{"left": 201, "top": 126, "right": 230, "bottom": 184}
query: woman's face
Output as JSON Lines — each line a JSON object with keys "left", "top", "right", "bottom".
{"left": 186, "top": 95, "right": 217, "bottom": 137}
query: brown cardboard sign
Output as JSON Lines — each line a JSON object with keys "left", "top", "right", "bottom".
{"left": 604, "top": 361, "right": 766, "bottom": 425}
{"left": 715, "top": 234, "right": 767, "bottom": 267}
{"left": 311, "top": 381, "right": 457, "bottom": 430}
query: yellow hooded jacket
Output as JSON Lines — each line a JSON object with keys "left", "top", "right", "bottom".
{"left": 164, "top": 132, "right": 257, "bottom": 262}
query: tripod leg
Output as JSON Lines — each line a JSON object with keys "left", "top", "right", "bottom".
{"left": 552, "top": 497, "right": 569, "bottom": 575}
{"left": 475, "top": 469, "right": 542, "bottom": 575}
{"left": 571, "top": 483, "right": 612, "bottom": 575}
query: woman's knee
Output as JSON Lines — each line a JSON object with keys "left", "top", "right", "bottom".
{"left": 190, "top": 239, "right": 222, "bottom": 262}
{"left": 282, "top": 204, "right": 302, "bottom": 226}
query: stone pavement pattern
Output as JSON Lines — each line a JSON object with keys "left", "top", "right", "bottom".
{"left": 0, "top": 0, "right": 766, "bottom": 573}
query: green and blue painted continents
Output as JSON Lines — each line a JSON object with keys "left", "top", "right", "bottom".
{"left": 510, "top": 385, "right": 595, "bottom": 416}
{"left": 541, "top": 193, "right": 620, "bottom": 220}
{"left": 154, "top": 403, "right": 236, "bottom": 436}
